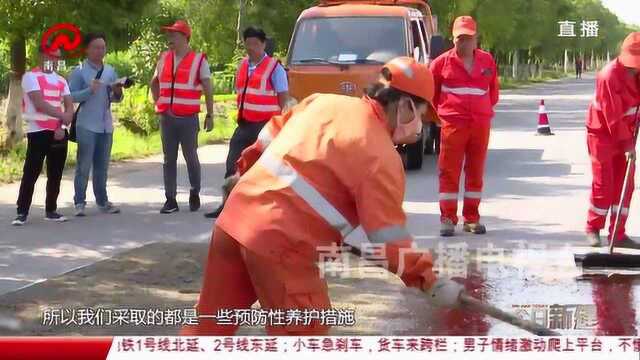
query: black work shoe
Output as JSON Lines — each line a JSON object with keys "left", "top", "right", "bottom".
{"left": 440, "top": 219, "right": 455, "bottom": 237}
{"left": 586, "top": 231, "right": 602, "bottom": 247}
{"left": 12, "top": 214, "right": 27, "bottom": 226}
{"left": 189, "top": 191, "right": 201, "bottom": 212}
{"left": 204, "top": 205, "right": 224, "bottom": 219}
{"left": 463, "top": 222, "right": 487, "bottom": 235}
{"left": 160, "top": 199, "right": 179, "bottom": 214}
{"left": 45, "top": 212, "right": 68, "bottom": 222}
{"left": 613, "top": 235, "right": 640, "bottom": 250}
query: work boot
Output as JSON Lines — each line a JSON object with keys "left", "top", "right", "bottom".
{"left": 612, "top": 235, "right": 640, "bottom": 250}
{"left": 463, "top": 222, "right": 487, "bottom": 235}
{"left": 204, "top": 205, "right": 224, "bottom": 219}
{"left": 586, "top": 231, "right": 602, "bottom": 247}
{"left": 440, "top": 219, "right": 455, "bottom": 237}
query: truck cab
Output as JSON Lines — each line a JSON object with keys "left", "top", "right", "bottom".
{"left": 286, "top": 0, "right": 443, "bottom": 169}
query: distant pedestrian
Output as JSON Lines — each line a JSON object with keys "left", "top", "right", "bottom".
{"left": 575, "top": 57, "right": 583, "bottom": 79}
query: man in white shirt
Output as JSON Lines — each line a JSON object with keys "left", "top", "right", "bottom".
{"left": 12, "top": 46, "right": 74, "bottom": 226}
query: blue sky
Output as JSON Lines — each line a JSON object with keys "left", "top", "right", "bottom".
{"left": 601, "top": 0, "right": 640, "bottom": 27}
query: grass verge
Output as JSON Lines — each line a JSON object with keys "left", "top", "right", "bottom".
{"left": 0, "top": 107, "right": 237, "bottom": 184}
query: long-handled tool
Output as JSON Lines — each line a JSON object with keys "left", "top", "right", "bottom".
{"left": 575, "top": 106, "right": 640, "bottom": 271}
{"left": 346, "top": 244, "right": 560, "bottom": 336}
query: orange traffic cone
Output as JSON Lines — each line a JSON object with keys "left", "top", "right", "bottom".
{"left": 536, "top": 99, "right": 554, "bottom": 136}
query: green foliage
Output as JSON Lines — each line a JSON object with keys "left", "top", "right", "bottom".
{"left": 114, "top": 85, "right": 158, "bottom": 136}
{"left": 0, "top": 40, "right": 9, "bottom": 96}
{"left": 105, "top": 51, "right": 135, "bottom": 80}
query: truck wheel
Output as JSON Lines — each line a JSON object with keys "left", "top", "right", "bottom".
{"left": 424, "top": 123, "right": 441, "bottom": 155}
{"left": 405, "top": 130, "right": 424, "bottom": 170}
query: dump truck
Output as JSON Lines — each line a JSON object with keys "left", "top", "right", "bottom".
{"left": 285, "top": 0, "right": 444, "bottom": 169}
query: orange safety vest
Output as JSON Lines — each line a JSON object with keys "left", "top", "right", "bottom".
{"left": 156, "top": 50, "right": 205, "bottom": 116}
{"left": 235, "top": 55, "right": 281, "bottom": 122}
{"left": 22, "top": 68, "right": 65, "bottom": 131}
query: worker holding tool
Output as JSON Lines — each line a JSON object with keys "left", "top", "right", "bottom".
{"left": 585, "top": 32, "right": 640, "bottom": 249}
{"left": 181, "top": 57, "right": 462, "bottom": 336}
{"left": 429, "top": 16, "right": 500, "bottom": 237}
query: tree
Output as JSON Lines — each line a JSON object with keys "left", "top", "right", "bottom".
{"left": 0, "top": 0, "right": 156, "bottom": 150}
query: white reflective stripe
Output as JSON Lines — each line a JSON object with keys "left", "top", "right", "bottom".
{"left": 590, "top": 205, "right": 608, "bottom": 216}
{"left": 22, "top": 112, "right": 54, "bottom": 121}
{"left": 464, "top": 191, "right": 482, "bottom": 199}
{"left": 611, "top": 206, "right": 630, "bottom": 216}
{"left": 243, "top": 102, "right": 280, "bottom": 112}
{"left": 439, "top": 193, "right": 458, "bottom": 201}
{"left": 187, "top": 52, "right": 204, "bottom": 86}
{"left": 538, "top": 105, "right": 546, "bottom": 114}
{"left": 537, "top": 124, "right": 550, "bottom": 129}
{"left": 244, "top": 87, "right": 277, "bottom": 96}
{"left": 43, "top": 90, "right": 59, "bottom": 97}
{"left": 441, "top": 85, "right": 487, "bottom": 96}
{"left": 257, "top": 126, "right": 273, "bottom": 149}
{"left": 157, "top": 96, "right": 201, "bottom": 106}
{"left": 259, "top": 57, "right": 278, "bottom": 92}
{"left": 367, "top": 225, "right": 411, "bottom": 244}
{"left": 169, "top": 83, "right": 203, "bottom": 91}
{"left": 258, "top": 151, "right": 354, "bottom": 237}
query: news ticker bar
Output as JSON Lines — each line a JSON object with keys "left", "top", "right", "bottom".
{"left": 2, "top": 336, "right": 640, "bottom": 360}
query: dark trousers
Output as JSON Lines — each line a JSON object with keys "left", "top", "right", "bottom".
{"left": 160, "top": 113, "right": 201, "bottom": 201}
{"left": 17, "top": 131, "right": 68, "bottom": 215}
{"left": 224, "top": 119, "right": 268, "bottom": 178}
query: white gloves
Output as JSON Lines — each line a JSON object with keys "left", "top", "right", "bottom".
{"left": 424, "top": 279, "right": 464, "bottom": 308}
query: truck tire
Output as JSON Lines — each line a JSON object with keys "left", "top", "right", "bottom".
{"left": 405, "top": 130, "right": 425, "bottom": 170}
{"left": 424, "top": 122, "right": 441, "bottom": 155}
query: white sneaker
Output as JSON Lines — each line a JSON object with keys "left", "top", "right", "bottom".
{"left": 98, "top": 202, "right": 120, "bottom": 214}
{"left": 75, "top": 204, "right": 86, "bottom": 217}
{"left": 12, "top": 214, "right": 27, "bottom": 226}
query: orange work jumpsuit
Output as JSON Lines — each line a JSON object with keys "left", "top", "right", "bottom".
{"left": 181, "top": 94, "right": 435, "bottom": 336}
{"left": 429, "top": 48, "right": 499, "bottom": 225}
{"left": 586, "top": 59, "right": 640, "bottom": 241}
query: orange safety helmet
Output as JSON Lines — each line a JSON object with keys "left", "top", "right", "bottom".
{"left": 381, "top": 56, "right": 440, "bottom": 123}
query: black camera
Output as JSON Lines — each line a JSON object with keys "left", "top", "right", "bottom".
{"left": 123, "top": 77, "right": 134, "bottom": 88}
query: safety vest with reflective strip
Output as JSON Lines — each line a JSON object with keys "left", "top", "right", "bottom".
{"left": 235, "top": 56, "right": 281, "bottom": 122}
{"left": 21, "top": 68, "right": 65, "bottom": 131}
{"left": 156, "top": 50, "right": 205, "bottom": 116}
{"left": 217, "top": 94, "right": 412, "bottom": 261}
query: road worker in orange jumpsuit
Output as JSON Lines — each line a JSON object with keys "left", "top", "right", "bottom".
{"left": 429, "top": 16, "right": 499, "bottom": 237}
{"left": 586, "top": 32, "right": 640, "bottom": 249}
{"left": 181, "top": 57, "right": 462, "bottom": 336}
